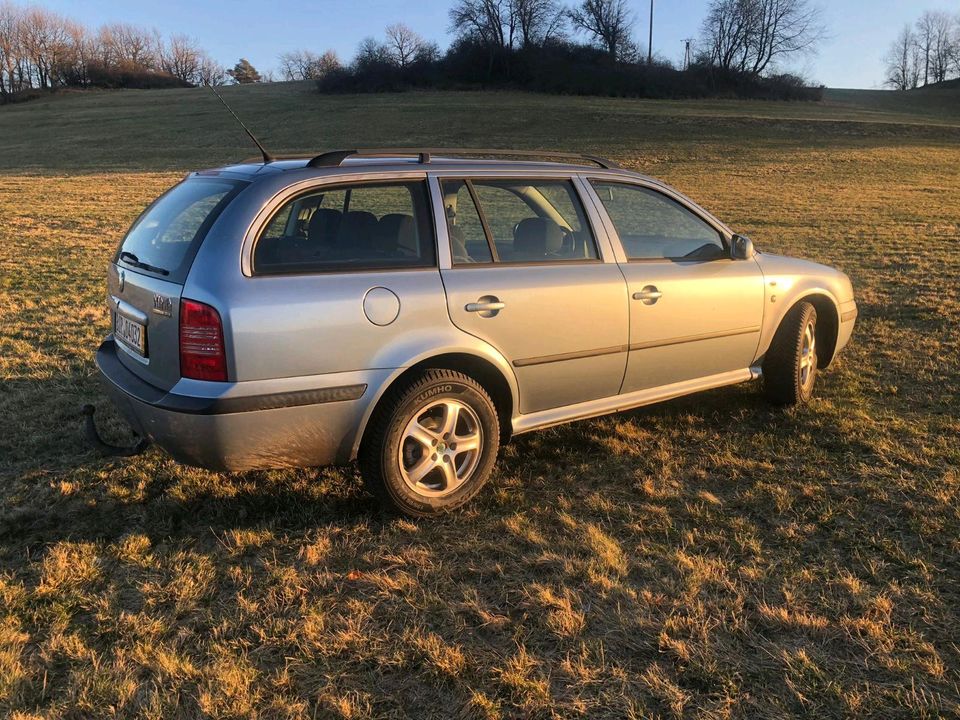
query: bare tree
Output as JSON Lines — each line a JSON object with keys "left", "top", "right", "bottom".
{"left": 160, "top": 34, "right": 203, "bottom": 84}
{"left": 701, "top": 0, "right": 824, "bottom": 76}
{"left": 316, "top": 49, "right": 341, "bottom": 76}
{"left": 196, "top": 52, "right": 226, "bottom": 86}
{"left": 568, "top": 0, "right": 634, "bottom": 61}
{"left": 951, "top": 14, "right": 960, "bottom": 78}
{"left": 512, "top": 0, "right": 566, "bottom": 47}
{"left": 884, "top": 24, "right": 918, "bottom": 91}
{"left": 355, "top": 36, "right": 392, "bottom": 68}
{"left": 413, "top": 41, "right": 440, "bottom": 64}
{"left": 0, "top": 1, "right": 24, "bottom": 96}
{"left": 98, "top": 23, "right": 157, "bottom": 71}
{"left": 279, "top": 49, "right": 316, "bottom": 80}
{"left": 20, "top": 6, "right": 71, "bottom": 88}
{"left": 384, "top": 23, "right": 425, "bottom": 69}
{"left": 918, "top": 11, "right": 953, "bottom": 84}
{"left": 449, "top": 0, "right": 516, "bottom": 49}
{"left": 279, "top": 49, "right": 340, "bottom": 80}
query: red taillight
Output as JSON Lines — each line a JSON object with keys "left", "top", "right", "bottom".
{"left": 179, "top": 299, "right": 227, "bottom": 381}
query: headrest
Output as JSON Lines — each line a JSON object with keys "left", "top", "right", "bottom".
{"left": 375, "top": 213, "right": 417, "bottom": 254}
{"left": 513, "top": 217, "right": 564, "bottom": 259}
{"left": 307, "top": 208, "right": 341, "bottom": 244}
{"left": 337, "top": 211, "right": 377, "bottom": 246}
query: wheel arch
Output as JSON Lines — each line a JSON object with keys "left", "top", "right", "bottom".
{"left": 348, "top": 350, "right": 518, "bottom": 461}
{"left": 762, "top": 290, "right": 841, "bottom": 369}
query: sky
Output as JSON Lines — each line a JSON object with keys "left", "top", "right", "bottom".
{"left": 41, "top": 0, "right": 960, "bottom": 89}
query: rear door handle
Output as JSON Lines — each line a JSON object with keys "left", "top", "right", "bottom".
{"left": 465, "top": 301, "right": 505, "bottom": 312}
{"left": 633, "top": 286, "right": 663, "bottom": 304}
{"left": 465, "top": 296, "right": 505, "bottom": 317}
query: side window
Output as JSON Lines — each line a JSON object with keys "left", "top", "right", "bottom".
{"left": 461, "top": 179, "right": 598, "bottom": 264}
{"left": 590, "top": 181, "right": 725, "bottom": 261}
{"left": 441, "top": 180, "right": 493, "bottom": 264}
{"left": 254, "top": 181, "right": 436, "bottom": 274}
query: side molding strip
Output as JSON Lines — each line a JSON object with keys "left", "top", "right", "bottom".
{"left": 513, "top": 344, "right": 627, "bottom": 367}
{"left": 629, "top": 326, "right": 760, "bottom": 352}
{"left": 511, "top": 327, "right": 762, "bottom": 368}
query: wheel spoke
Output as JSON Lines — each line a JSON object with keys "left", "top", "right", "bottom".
{"left": 453, "top": 430, "right": 481, "bottom": 454}
{"left": 407, "top": 421, "right": 438, "bottom": 450}
{"left": 439, "top": 401, "right": 460, "bottom": 439}
{"left": 439, "top": 457, "right": 460, "bottom": 491}
{"left": 406, "top": 454, "right": 435, "bottom": 485}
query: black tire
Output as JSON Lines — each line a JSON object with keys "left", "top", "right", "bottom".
{"left": 359, "top": 369, "right": 500, "bottom": 517}
{"left": 762, "top": 301, "right": 819, "bottom": 406}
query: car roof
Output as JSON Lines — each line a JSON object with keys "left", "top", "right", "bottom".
{"left": 199, "top": 148, "right": 645, "bottom": 179}
{"left": 199, "top": 155, "right": 655, "bottom": 184}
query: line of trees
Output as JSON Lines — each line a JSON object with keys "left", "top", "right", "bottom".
{"left": 1, "top": 0, "right": 833, "bottom": 103}
{"left": 884, "top": 10, "right": 960, "bottom": 90}
{"left": 0, "top": 0, "right": 224, "bottom": 101}
{"left": 318, "top": 0, "right": 825, "bottom": 100}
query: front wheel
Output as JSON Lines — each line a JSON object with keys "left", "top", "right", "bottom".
{"left": 762, "top": 301, "right": 819, "bottom": 405}
{"left": 359, "top": 369, "right": 500, "bottom": 517}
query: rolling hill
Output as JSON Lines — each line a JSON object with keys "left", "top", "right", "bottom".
{"left": 0, "top": 81, "right": 957, "bottom": 172}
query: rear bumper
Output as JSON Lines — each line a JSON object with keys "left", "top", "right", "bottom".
{"left": 96, "top": 337, "right": 381, "bottom": 471}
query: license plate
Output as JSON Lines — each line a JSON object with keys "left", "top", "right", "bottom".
{"left": 114, "top": 312, "right": 147, "bottom": 356}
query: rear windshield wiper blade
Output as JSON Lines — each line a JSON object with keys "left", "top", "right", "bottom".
{"left": 119, "top": 251, "right": 169, "bottom": 276}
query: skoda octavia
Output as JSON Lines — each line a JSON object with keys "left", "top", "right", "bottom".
{"left": 96, "top": 149, "right": 857, "bottom": 516}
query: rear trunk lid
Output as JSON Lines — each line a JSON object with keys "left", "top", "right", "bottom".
{"left": 107, "top": 176, "right": 246, "bottom": 391}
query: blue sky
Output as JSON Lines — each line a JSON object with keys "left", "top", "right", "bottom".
{"left": 42, "top": 0, "right": 960, "bottom": 89}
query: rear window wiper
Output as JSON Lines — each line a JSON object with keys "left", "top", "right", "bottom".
{"left": 119, "top": 251, "right": 169, "bottom": 276}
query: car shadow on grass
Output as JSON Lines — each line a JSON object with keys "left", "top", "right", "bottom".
{"left": 2, "top": 379, "right": 868, "bottom": 551}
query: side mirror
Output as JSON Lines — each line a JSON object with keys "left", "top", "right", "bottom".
{"left": 731, "top": 234, "right": 756, "bottom": 260}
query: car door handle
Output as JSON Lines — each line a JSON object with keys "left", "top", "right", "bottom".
{"left": 633, "top": 286, "right": 662, "bottom": 304}
{"left": 465, "top": 301, "right": 506, "bottom": 313}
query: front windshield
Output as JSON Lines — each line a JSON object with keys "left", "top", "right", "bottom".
{"left": 117, "top": 177, "right": 244, "bottom": 280}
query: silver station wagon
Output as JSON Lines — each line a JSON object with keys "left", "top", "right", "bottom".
{"left": 95, "top": 148, "right": 857, "bottom": 516}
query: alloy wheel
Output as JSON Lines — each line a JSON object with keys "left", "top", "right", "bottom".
{"left": 398, "top": 399, "right": 483, "bottom": 497}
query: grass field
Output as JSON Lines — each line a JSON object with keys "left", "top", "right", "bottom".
{"left": 1, "top": 83, "right": 959, "bottom": 718}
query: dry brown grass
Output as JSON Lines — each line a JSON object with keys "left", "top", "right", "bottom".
{"left": 1, "top": 94, "right": 959, "bottom": 718}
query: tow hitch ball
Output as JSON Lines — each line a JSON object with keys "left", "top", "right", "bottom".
{"left": 81, "top": 404, "right": 151, "bottom": 457}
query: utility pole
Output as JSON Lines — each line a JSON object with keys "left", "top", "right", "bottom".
{"left": 647, "top": 0, "right": 654, "bottom": 64}
{"left": 682, "top": 38, "right": 693, "bottom": 71}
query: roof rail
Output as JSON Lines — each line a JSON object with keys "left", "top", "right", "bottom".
{"left": 305, "top": 148, "right": 620, "bottom": 170}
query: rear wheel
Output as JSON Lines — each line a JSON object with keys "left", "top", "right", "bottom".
{"left": 359, "top": 369, "right": 500, "bottom": 517}
{"left": 762, "top": 301, "right": 819, "bottom": 405}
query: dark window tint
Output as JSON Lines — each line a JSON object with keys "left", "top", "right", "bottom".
{"left": 591, "top": 181, "right": 725, "bottom": 261}
{"left": 117, "top": 177, "right": 244, "bottom": 282}
{"left": 441, "top": 180, "right": 493, "bottom": 264}
{"left": 469, "top": 179, "right": 598, "bottom": 263}
{"left": 254, "top": 181, "right": 436, "bottom": 274}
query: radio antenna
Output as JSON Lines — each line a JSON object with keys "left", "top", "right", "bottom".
{"left": 207, "top": 84, "right": 274, "bottom": 164}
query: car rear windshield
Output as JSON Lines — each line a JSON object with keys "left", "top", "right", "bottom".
{"left": 116, "top": 177, "right": 246, "bottom": 283}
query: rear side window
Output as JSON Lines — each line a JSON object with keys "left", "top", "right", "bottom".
{"left": 590, "top": 181, "right": 725, "bottom": 261}
{"left": 117, "top": 177, "right": 244, "bottom": 282}
{"left": 254, "top": 181, "right": 435, "bottom": 274}
{"left": 443, "top": 178, "right": 598, "bottom": 265}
